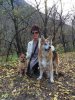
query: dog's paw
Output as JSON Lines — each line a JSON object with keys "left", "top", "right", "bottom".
{"left": 48, "top": 79, "right": 54, "bottom": 83}
{"left": 50, "top": 79, "right": 54, "bottom": 83}
{"left": 37, "top": 76, "right": 42, "bottom": 80}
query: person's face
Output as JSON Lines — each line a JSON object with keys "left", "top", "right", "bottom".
{"left": 32, "top": 31, "right": 39, "bottom": 41}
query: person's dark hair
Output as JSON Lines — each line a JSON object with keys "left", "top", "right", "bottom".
{"left": 31, "top": 25, "right": 40, "bottom": 34}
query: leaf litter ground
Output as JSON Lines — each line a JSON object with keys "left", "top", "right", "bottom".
{"left": 0, "top": 52, "right": 75, "bottom": 100}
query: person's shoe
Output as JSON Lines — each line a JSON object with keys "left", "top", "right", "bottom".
{"left": 33, "top": 71, "right": 40, "bottom": 78}
{"left": 26, "top": 71, "right": 32, "bottom": 77}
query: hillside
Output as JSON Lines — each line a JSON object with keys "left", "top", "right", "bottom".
{"left": 0, "top": 0, "right": 74, "bottom": 55}
{"left": 0, "top": 0, "right": 72, "bottom": 35}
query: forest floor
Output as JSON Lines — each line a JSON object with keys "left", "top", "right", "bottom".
{"left": 0, "top": 52, "right": 75, "bottom": 100}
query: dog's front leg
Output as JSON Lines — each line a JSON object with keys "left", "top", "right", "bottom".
{"left": 37, "top": 67, "right": 43, "bottom": 80}
{"left": 50, "top": 61, "right": 54, "bottom": 83}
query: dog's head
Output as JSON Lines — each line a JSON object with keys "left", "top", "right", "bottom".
{"left": 19, "top": 53, "right": 26, "bottom": 63}
{"left": 40, "top": 35, "right": 52, "bottom": 51}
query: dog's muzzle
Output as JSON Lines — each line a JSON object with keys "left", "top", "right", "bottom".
{"left": 21, "top": 59, "right": 25, "bottom": 63}
{"left": 45, "top": 46, "right": 51, "bottom": 51}
{"left": 44, "top": 44, "right": 51, "bottom": 51}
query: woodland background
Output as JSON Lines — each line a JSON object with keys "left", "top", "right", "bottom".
{"left": 0, "top": 0, "right": 75, "bottom": 100}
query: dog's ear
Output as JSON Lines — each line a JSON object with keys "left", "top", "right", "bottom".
{"left": 47, "top": 35, "right": 52, "bottom": 45}
{"left": 50, "top": 39, "right": 52, "bottom": 45}
{"left": 41, "top": 35, "right": 44, "bottom": 39}
{"left": 41, "top": 35, "right": 45, "bottom": 41}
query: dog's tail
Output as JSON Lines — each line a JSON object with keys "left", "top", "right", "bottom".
{"left": 56, "top": 52, "right": 59, "bottom": 65}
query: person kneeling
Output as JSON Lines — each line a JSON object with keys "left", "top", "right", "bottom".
{"left": 26, "top": 25, "right": 40, "bottom": 77}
